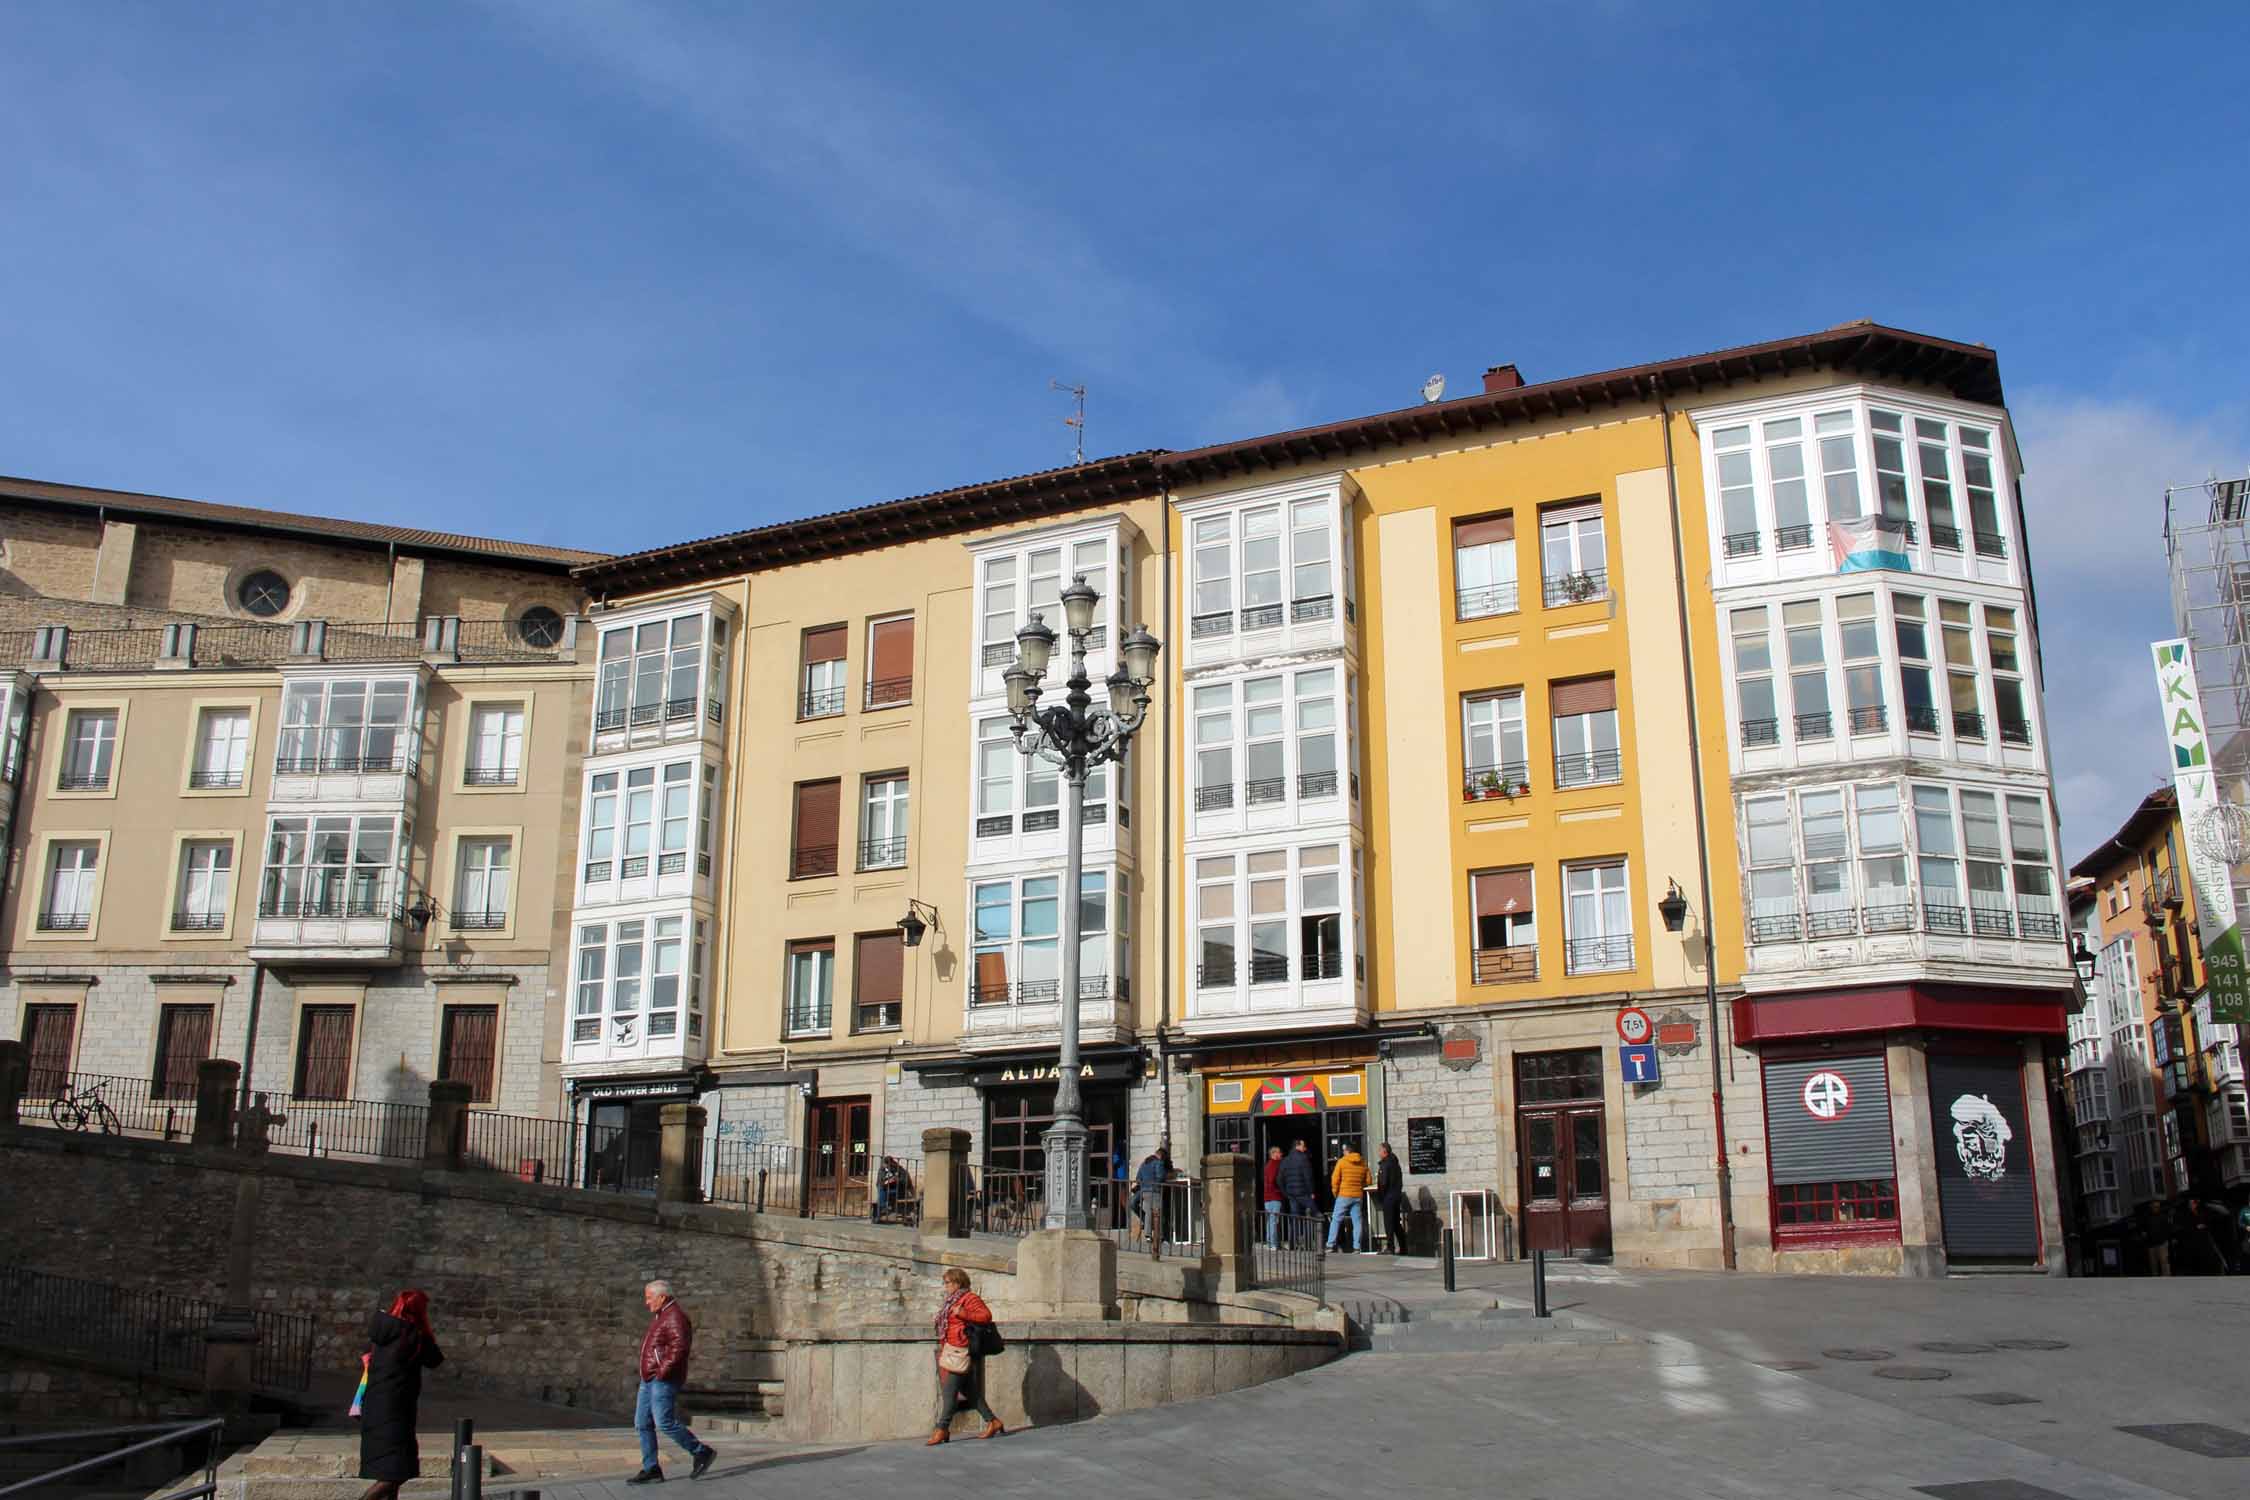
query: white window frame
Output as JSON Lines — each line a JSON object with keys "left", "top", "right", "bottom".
{"left": 61, "top": 709, "right": 118, "bottom": 790}
{"left": 596, "top": 611, "right": 713, "bottom": 733}
{"left": 174, "top": 839, "right": 234, "bottom": 931}
{"left": 452, "top": 837, "right": 513, "bottom": 928}
{"left": 43, "top": 840, "right": 100, "bottom": 928}
{"left": 192, "top": 708, "right": 251, "bottom": 790}
{"left": 785, "top": 943, "right": 834, "bottom": 1037}
{"left": 1462, "top": 690, "right": 1527, "bottom": 797}
{"left": 278, "top": 677, "right": 419, "bottom": 773}
{"left": 1562, "top": 859, "right": 1632, "bottom": 974}
{"left": 467, "top": 703, "right": 524, "bottom": 786}
{"left": 259, "top": 813, "right": 404, "bottom": 918}
{"left": 860, "top": 773, "right": 910, "bottom": 871}
{"left": 1539, "top": 502, "right": 1607, "bottom": 606}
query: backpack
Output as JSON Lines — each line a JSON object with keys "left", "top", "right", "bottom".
{"left": 971, "top": 1320, "right": 1006, "bottom": 1358}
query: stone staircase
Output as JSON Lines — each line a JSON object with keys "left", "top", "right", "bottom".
{"left": 681, "top": 1335, "right": 787, "bottom": 1436}
{"left": 1339, "top": 1296, "right": 1632, "bottom": 1354}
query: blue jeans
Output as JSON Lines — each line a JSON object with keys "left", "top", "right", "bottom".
{"left": 635, "top": 1378, "right": 707, "bottom": 1472}
{"left": 1263, "top": 1198, "right": 1282, "bottom": 1248}
{"left": 1326, "top": 1196, "right": 1364, "bottom": 1251}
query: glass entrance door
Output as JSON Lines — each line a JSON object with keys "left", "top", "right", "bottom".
{"left": 1515, "top": 1049, "right": 1611, "bottom": 1254}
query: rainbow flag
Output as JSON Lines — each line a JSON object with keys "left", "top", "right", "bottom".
{"left": 1829, "top": 515, "right": 1913, "bottom": 573}
{"left": 349, "top": 1352, "right": 369, "bottom": 1417}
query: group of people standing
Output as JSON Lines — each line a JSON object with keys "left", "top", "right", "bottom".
{"left": 1262, "top": 1139, "right": 1407, "bottom": 1254}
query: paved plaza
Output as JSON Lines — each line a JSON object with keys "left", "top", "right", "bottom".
{"left": 508, "top": 1260, "right": 2249, "bottom": 1500}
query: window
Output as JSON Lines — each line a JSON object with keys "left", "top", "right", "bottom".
{"left": 1242, "top": 506, "right": 1284, "bottom": 628}
{"left": 853, "top": 932, "right": 904, "bottom": 1032}
{"left": 972, "top": 880, "right": 1014, "bottom": 1002}
{"left": 1297, "top": 669, "right": 1339, "bottom": 799}
{"left": 799, "top": 624, "right": 847, "bottom": 719}
{"left": 1745, "top": 798, "right": 1797, "bottom": 940}
{"left": 516, "top": 606, "right": 566, "bottom": 648}
{"left": 191, "top": 708, "right": 250, "bottom": 789}
{"left": 21, "top": 1004, "right": 76, "bottom": 1098}
{"left": 1732, "top": 606, "right": 1778, "bottom": 746}
{"left": 568, "top": 922, "right": 693, "bottom": 1049}
{"left": 173, "top": 840, "right": 232, "bottom": 931}
{"left": 1765, "top": 417, "right": 1813, "bottom": 549}
{"left": 438, "top": 1005, "right": 499, "bottom": 1101}
{"left": 1462, "top": 690, "right": 1527, "bottom": 798}
{"left": 976, "top": 716, "right": 1018, "bottom": 832}
{"left": 259, "top": 815, "right": 399, "bottom": 917}
{"left": 152, "top": 1004, "right": 214, "bottom": 1101}
{"left": 790, "top": 779, "right": 841, "bottom": 879}
{"left": 571, "top": 924, "right": 605, "bottom": 1045}
{"left": 292, "top": 1005, "right": 355, "bottom": 1101}
{"left": 1838, "top": 594, "right": 1884, "bottom": 733}
{"left": 596, "top": 613, "right": 709, "bottom": 732}
{"left": 1961, "top": 425, "right": 2005, "bottom": 556}
{"left": 1193, "top": 515, "right": 1234, "bottom": 636}
{"left": 1894, "top": 595, "right": 1938, "bottom": 733}
{"left": 452, "top": 838, "right": 512, "bottom": 929}
{"left": 1784, "top": 600, "right": 1830, "bottom": 740}
{"left": 467, "top": 704, "right": 524, "bottom": 786}
{"left": 238, "top": 569, "right": 291, "bottom": 617}
{"left": 699, "top": 765, "right": 720, "bottom": 875}
{"left": 583, "top": 771, "right": 618, "bottom": 884}
{"left": 1246, "top": 851, "right": 1289, "bottom": 982}
{"left": 1856, "top": 786, "right": 1910, "bottom": 931}
{"left": 1713, "top": 424, "right": 1759, "bottom": 555}
{"left": 1551, "top": 677, "right": 1620, "bottom": 787}
{"left": 1243, "top": 677, "right": 1286, "bottom": 805}
{"left": 1913, "top": 415, "right": 1961, "bottom": 550}
{"left": 1299, "top": 847, "right": 1342, "bottom": 979}
{"left": 60, "top": 709, "right": 117, "bottom": 790}
{"left": 786, "top": 941, "right": 834, "bottom": 1035}
{"left": 689, "top": 918, "right": 709, "bottom": 1041}
{"left": 659, "top": 762, "right": 692, "bottom": 874}
{"left": 1941, "top": 600, "right": 1983, "bottom": 738}
{"left": 278, "top": 678, "right": 417, "bottom": 773}
{"left": 1816, "top": 410, "right": 1861, "bottom": 521}
{"left": 859, "top": 774, "right": 909, "bottom": 870}
{"left": 1470, "top": 868, "right": 1536, "bottom": 982}
{"left": 1914, "top": 784, "right": 1964, "bottom": 933}
{"left": 2007, "top": 795, "right": 2059, "bottom": 938}
{"left": 1194, "top": 684, "right": 1234, "bottom": 811}
{"left": 40, "top": 841, "right": 99, "bottom": 930}
{"left": 1563, "top": 860, "right": 1632, "bottom": 973}
{"left": 865, "top": 615, "right": 915, "bottom": 709}
{"left": 1867, "top": 410, "right": 1915, "bottom": 536}
{"left": 1453, "top": 514, "right": 1518, "bottom": 618}
{"left": 1291, "top": 499, "right": 1334, "bottom": 619}
{"left": 648, "top": 916, "right": 686, "bottom": 1039}
{"left": 1799, "top": 790, "right": 1852, "bottom": 936}
{"left": 1540, "top": 502, "right": 1607, "bottom": 605}
{"left": 1196, "top": 855, "right": 1236, "bottom": 987}
{"left": 1961, "top": 791, "right": 2010, "bottom": 936}
{"left": 1986, "top": 606, "right": 2030, "bottom": 743}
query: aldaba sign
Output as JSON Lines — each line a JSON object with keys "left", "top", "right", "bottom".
{"left": 2153, "top": 639, "right": 2249, "bottom": 1023}
{"left": 967, "top": 1053, "right": 1143, "bottom": 1090}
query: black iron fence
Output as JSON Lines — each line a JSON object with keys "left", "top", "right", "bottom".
{"left": 0, "top": 1264, "right": 314, "bottom": 1392}
{"left": 261, "top": 1097, "right": 429, "bottom": 1163}
{"left": 1254, "top": 1211, "right": 1326, "bottom": 1294}
{"left": 16, "top": 1071, "right": 198, "bottom": 1138}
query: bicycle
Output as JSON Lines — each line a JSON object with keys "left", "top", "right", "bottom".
{"left": 48, "top": 1078, "right": 123, "bottom": 1135}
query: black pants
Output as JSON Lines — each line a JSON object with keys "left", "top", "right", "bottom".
{"left": 935, "top": 1361, "right": 995, "bottom": 1427}
{"left": 1380, "top": 1194, "right": 1406, "bottom": 1252}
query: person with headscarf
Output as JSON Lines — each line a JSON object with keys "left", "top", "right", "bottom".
{"left": 358, "top": 1290, "right": 443, "bottom": 1500}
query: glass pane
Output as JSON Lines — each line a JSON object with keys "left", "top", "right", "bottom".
{"left": 1571, "top": 1115, "right": 1603, "bottom": 1199}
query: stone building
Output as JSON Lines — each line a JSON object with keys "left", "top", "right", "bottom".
{"left": 1, "top": 475, "right": 597, "bottom": 1122}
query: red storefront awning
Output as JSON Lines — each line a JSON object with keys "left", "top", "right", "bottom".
{"left": 1733, "top": 981, "right": 2070, "bottom": 1044}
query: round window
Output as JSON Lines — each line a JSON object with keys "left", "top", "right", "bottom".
{"left": 237, "top": 569, "right": 291, "bottom": 617}
{"left": 516, "top": 606, "right": 566, "bottom": 648}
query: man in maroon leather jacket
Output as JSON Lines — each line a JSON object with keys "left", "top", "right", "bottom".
{"left": 630, "top": 1280, "right": 716, "bottom": 1484}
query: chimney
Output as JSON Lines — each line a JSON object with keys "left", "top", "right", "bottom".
{"left": 1482, "top": 363, "right": 1524, "bottom": 394}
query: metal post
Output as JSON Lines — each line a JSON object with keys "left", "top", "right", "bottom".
{"left": 755, "top": 1166, "right": 768, "bottom": 1215}
{"left": 1440, "top": 1227, "right": 1456, "bottom": 1292}
{"left": 450, "top": 1420, "right": 474, "bottom": 1500}
{"left": 1532, "top": 1248, "right": 1549, "bottom": 1318}
{"left": 461, "top": 1444, "right": 483, "bottom": 1500}
{"left": 1041, "top": 762, "right": 1090, "bottom": 1230}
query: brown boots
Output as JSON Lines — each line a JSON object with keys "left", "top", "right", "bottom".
{"left": 979, "top": 1419, "right": 1005, "bottom": 1440}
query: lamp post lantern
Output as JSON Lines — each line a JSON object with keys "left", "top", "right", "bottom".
{"left": 1005, "top": 580, "right": 1160, "bottom": 1230}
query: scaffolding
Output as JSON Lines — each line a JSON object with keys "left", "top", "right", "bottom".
{"left": 2164, "top": 471, "right": 2250, "bottom": 891}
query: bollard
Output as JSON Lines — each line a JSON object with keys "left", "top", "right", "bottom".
{"left": 1440, "top": 1226, "right": 1456, "bottom": 1292}
{"left": 1532, "top": 1247, "right": 1549, "bottom": 1318}
{"left": 755, "top": 1166, "right": 768, "bottom": 1215}
{"left": 462, "top": 1444, "right": 483, "bottom": 1500}
{"left": 450, "top": 1419, "right": 475, "bottom": 1500}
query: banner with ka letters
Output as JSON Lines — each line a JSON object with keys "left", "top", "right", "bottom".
{"left": 2151, "top": 638, "right": 2249, "bottom": 1024}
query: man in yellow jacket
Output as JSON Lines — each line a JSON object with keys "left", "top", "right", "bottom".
{"left": 1324, "top": 1146, "right": 1370, "bottom": 1254}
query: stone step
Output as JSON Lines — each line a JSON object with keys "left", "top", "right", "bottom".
{"left": 685, "top": 1411, "right": 786, "bottom": 1438}
{"left": 1363, "top": 1324, "right": 1626, "bottom": 1353}
{"left": 683, "top": 1379, "right": 784, "bottom": 1418}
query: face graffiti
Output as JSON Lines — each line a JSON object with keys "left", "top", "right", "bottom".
{"left": 1949, "top": 1092, "right": 2012, "bottom": 1181}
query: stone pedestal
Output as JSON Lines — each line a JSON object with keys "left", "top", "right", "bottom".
{"left": 425, "top": 1079, "right": 470, "bottom": 1168}
{"left": 658, "top": 1103, "right": 706, "bottom": 1205}
{"left": 193, "top": 1059, "right": 240, "bottom": 1148}
{"left": 0, "top": 1040, "right": 26, "bottom": 1126}
{"left": 920, "top": 1127, "right": 970, "bottom": 1241}
{"left": 1201, "top": 1151, "right": 1255, "bottom": 1291}
{"left": 1014, "top": 1229, "right": 1117, "bottom": 1320}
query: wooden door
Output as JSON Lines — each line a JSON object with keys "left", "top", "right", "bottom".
{"left": 438, "top": 1005, "right": 500, "bottom": 1102}
{"left": 21, "top": 1005, "right": 77, "bottom": 1099}
{"left": 1515, "top": 1048, "right": 1612, "bottom": 1255}
{"left": 152, "top": 1004, "right": 215, "bottom": 1102}
{"left": 809, "top": 1096, "right": 871, "bottom": 1216}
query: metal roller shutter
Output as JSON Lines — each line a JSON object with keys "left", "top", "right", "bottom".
{"left": 1926, "top": 1052, "right": 2039, "bottom": 1259}
{"left": 1762, "top": 1054, "right": 1894, "bottom": 1185}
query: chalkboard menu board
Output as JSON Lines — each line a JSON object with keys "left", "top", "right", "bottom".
{"left": 1406, "top": 1116, "right": 1447, "bottom": 1174}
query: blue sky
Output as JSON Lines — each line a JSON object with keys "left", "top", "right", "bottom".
{"left": 2, "top": 1, "right": 2246, "bottom": 854}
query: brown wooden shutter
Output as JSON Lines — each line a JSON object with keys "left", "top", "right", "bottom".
{"left": 440, "top": 1005, "right": 500, "bottom": 1101}
{"left": 1473, "top": 869, "right": 1535, "bottom": 917}
{"left": 21, "top": 1005, "right": 77, "bottom": 1098}
{"left": 803, "top": 625, "right": 846, "bottom": 665}
{"left": 855, "top": 932, "right": 904, "bottom": 1004}
{"left": 1549, "top": 675, "right": 1617, "bottom": 716}
{"left": 1454, "top": 514, "right": 1515, "bottom": 547}
{"left": 974, "top": 950, "right": 1010, "bottom": 1003}
{"left": 868, "top": 617, "right": 914, "bottom": 687}
{"left": 294, "top": 1006, "right": 355, "bottom": 1101}
{"left": 792, "top": 779, "right": 841, "bottom": 876}
{"left": 153, "top": 1005, "right": 215, "bottom": 1101}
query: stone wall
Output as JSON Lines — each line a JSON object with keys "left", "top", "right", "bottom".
{"left": 1379, "top": 1028, "right": 1502, "bottom": 1224}
{"left": 0, "top": 1353, "right": 197, "bottom": 1423}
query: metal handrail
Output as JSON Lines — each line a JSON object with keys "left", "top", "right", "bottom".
{"left": 0, "top": 1418, "right": 224, "bottom": 1500}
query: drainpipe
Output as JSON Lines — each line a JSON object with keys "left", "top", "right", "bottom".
{"left": 1157, "top": 478, "right": 1176, "bottom": 1148}
{"left": 1659, "top": 394, "right": 1738, "bottom": 1270}
{"left": 238, "top": 961, "right": 267, "bottom": 1108}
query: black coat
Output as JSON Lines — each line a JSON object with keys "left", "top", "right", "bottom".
{"left": 358, "top": 1311, "right": 444, "bottom": 1482}
{"left": 1276, "top": 1150, "right": 1318, "bottom": 1199}
{"left": 1375, "top": 1153, "right": 1403, "bottom": 1205}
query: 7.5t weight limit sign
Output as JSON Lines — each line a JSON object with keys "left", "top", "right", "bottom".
{"left": 1615, "top": 1007, "right": 1652, "bottom": 1045}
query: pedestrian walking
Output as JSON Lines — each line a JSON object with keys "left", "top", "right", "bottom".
{"left": 356, "top": 1290, "right": 443, "bottom": 1500}
{"left": 1325, "top": 1143, "right": 1369, "bottom": 1254}
{"left": 1134, "top": 1147, "right": 1172, "bottom": 1259}
{"left": 1374, "top": 1141, "right": 1407, "bottom": 1254}
{"left": 629, "top": 1280, "right": 716, "bottom": 1484}
{"left": 928, "top": 1268, "right": 1005, "bottom": 1445}
{"left": 1261, "top": 1145, "right": 1284, "bottom": 1249}
{"left": 1277, "top": 1139, "right": 1319, "bottom": 1239}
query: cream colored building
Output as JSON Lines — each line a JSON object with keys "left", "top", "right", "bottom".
{"left": 2, "top": 477, "right": 595, "bottom": 1124}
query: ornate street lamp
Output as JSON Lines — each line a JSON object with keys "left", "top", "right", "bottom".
{"left": 1006, "top": 580, "right": 1161, "bottom": 1231}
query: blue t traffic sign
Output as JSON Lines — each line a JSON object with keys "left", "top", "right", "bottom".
{"left": 1619, "top": 1041, "right": 1660, "bottom": 1085}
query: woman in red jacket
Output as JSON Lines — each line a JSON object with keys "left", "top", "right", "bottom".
{"left": 928, "top": 1268, "right": 1004, "bottom": 1445}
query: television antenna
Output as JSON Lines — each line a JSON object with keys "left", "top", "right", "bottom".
{"left": 1051, "top": 379, "right": 1087, "bottom": 466}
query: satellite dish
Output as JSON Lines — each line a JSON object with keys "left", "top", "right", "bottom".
{"left": 1421, "top": 373, "right": 1446, "bottom": 404}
